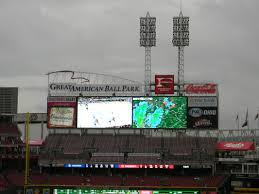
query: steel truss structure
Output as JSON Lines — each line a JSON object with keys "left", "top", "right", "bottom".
{"left": 173, "top": 11, "right": 189, "bottom": 95}
{"left": 140, "top": 12, "right": 156, "bottom": 96}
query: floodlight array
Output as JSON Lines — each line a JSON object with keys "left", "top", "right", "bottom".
{"left": 140, "top": 16, "right": 156, "bottom": 47}
{"left": 172, "top": 16, "right": 189, "bottom": 46}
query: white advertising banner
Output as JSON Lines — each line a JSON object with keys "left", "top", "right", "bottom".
{"left": 188, "top": 97, "right": 218, "bottom": 107}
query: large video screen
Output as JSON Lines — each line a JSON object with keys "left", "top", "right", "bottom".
{"left": 133, "top": 96, "right": 187, "bottom": 129}
{"left": 77, "top": 97, "right": 132, "bottom": 128}
{"left": 48, "top": 107, "right": 76, "bottom": 128}
{"left": 54, "top": 189, "right": 199, "bottom": 194}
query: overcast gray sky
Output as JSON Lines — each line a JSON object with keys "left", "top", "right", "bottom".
{"left": 1, "top": 0, "right": 259, "bottom": 133}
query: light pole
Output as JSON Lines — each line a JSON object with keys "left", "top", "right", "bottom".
{"left": 172, "top": 11, "right": 189, "bottom": 96}
{"left": 140, "top": 12, "right": 156, "bottom": 96}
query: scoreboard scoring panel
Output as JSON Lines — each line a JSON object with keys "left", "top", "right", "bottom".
{"left": 54, "top": 189, "right": 199, "bottom": 194}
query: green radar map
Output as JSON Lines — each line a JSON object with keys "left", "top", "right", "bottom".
{"left": 133, "top": 97, "right": 187, "bottom": 129}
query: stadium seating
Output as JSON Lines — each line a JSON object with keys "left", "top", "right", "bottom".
{"left": 29, "top": 174, "right": 48, "bottom": 184}
{"left": 49, "top": 175, "right": 85, "bottom": 185}
{"left": 6, "top": 171, "right": 24, "bottom": 186}
{"left": 203, "top": 175, "right": 226, "bottom": 187}
{"left": 1, "top": 168, "right": 227, "bottom": 191}
{"left": 126, "top": 156, "right": 160, "bottom": 164}
{"left": 0, "top": 176, "right": 8, "bottom": 191}
{"left": 44, "top": 134, "right": 61, "bottom": 150}
{"left": 39, "top": 134, "right": 217, "bottom": 166}
{"left": 90, "top": 156, "right": 124, "bottom": 163}
{"left": 94, "top": 135, "right": 117, "bottom": 152}
{"left": 0, "top": 124, "right": 20, "bottom": 136}
{"left": 90, "top": 175, "right": 122, "bottom": 186}
{"left": 63, "top": 134, "right": 82, "bottom": 154}
{"left": 123, "top": 175, "right": 140, "bottom": 186}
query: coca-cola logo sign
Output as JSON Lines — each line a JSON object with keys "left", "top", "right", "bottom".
{"left": 185, "top": 83, "right": 217, "bottom": 94}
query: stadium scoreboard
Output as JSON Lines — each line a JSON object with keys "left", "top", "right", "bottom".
{"left": 48, "top": 96, "right": 187, "bottom": 129}
{"left": 54, "top": 189, "right": 199, "bottom": 194}
{"left": 47, "top": 95, "right": 218, "bottom": 130}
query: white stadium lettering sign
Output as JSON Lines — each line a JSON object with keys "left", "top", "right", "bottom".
{"left": 49, "top": 83, "right": 143, "bottom": 96}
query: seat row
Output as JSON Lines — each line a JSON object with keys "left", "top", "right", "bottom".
{"left": 44, "top": 134, "right": 217, "bottom": 155}
{"left": 4, "top": 171, "right": 226, "bottom": 188}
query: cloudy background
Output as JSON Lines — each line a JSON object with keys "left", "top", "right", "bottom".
{"left": 0, "top": 0, "right": 259, "bottom": 138}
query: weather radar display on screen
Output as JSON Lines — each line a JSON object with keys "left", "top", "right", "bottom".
{"left": 77, "top": 97, "right": 132, "bottom": 128}
{"left": 133, "top": 96, "right": 187, "bottom": 129}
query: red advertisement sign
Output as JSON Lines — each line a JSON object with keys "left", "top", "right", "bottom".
{"left": 47, "top": 101, "right": 76, "bottom": 107}
{"left": 155, "top": 75, "right": 174, "bottom": 94}
{"left": 185, "top": 83, "right": 217, "bottom": 95}
{"left": 216, "top": 142, "right": 255, "bottom": 151}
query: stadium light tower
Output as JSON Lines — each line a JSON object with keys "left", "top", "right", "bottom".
{"left": 172, "top": 10, "right": 189, "bottom": 96}
{"left": 140, "top": 12, "right": 156, "bottom": 96}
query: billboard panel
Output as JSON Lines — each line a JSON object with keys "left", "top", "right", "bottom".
{"left": 47, "top": 96, "right": 77, "bottom": 128}
{"left": 184, "top": 83, "right": 217, "bottom": 96}
{"left": 155, "top": 75, "right": 174, "bottom": 94}
{"left": 187, "top": 107, "right": 218, "bottom": 129}
{"left": 188, "top": 96, "right": 217, "bottom": 107}
{"left": 48, "top": 107, "right": 75, "bottom": 128}
{"left": 216, "top": 142, "right": 255, "bottom": 151}
{"left": 133, "top": 97, "right": 187, "bottom": 129}
{"left": 77, "top": 97, "right": 132, "bottom": 128}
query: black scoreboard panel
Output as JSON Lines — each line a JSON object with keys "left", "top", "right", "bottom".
{"left": 53, "top": 189, "right": 199, "bottom": 194}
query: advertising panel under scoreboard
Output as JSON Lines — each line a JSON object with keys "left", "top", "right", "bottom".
{"left": 53, "top": 189, "right": 199, "bottom": 194}
{"left": 187, "top": 97, "right": 218, "bottom": 129}
{"left": 187, "top": 107, "right": 218, "bottom": 129}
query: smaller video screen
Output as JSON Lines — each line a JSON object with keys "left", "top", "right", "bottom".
{"left": 48, "top": 107, "right": 76, "bottom": 128}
